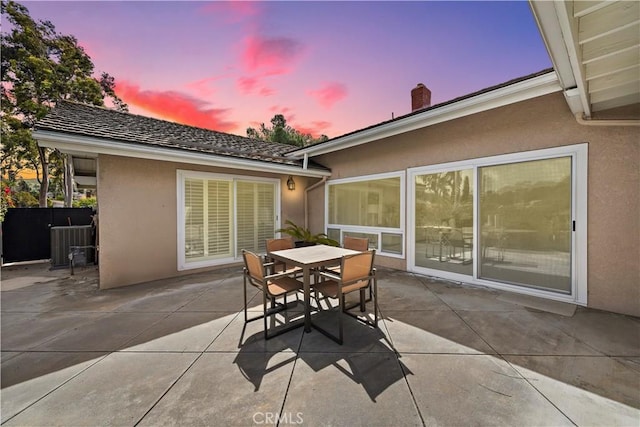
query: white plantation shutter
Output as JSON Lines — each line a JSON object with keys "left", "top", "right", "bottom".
{"left": 206, "top": 180, "right": 233, "bottom": 257}
{"left": 180, "top": 171, "right": 278, "bottom": 268}
{"left": 236, "top": 181, "right": 276, "bottom": 257}
{"left": 184, "top": 178, "right": 204, "bottom": 259}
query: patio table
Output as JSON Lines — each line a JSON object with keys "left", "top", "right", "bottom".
{"left": 269, "top": 244, "right": 359, "bottom": 333}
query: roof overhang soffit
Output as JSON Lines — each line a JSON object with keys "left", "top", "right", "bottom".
{"left": 529, "top": 0, "right": 590, "bottom": 116}
{"left": 33, "top": 130, "right": 331, "bottom": 178}
{"left": 287, "top": 71, "right": 561, "bottom": 158}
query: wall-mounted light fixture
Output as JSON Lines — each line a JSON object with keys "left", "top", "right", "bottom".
{"left": 287, "top": 175, "right": 295, "bottom": 191}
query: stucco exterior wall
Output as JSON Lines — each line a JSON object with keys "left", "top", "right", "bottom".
{"left": 97, "top": 156, "right": 307, "bottom": 289}
{"left": 310, "top": 92, "right": 640, "bottom": 316}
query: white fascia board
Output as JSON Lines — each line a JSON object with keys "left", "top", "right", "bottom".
{"left": 287, "top": 71, "right": 561, "bottom": 158}
{"left": 33, "top": 131, "right": 331, "bottom": 178}
{"left": 529, "top": 0, "right": 591, "bottom": 116}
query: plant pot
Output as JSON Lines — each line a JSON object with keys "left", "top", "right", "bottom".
{"left": 295, "top": 241, "right": 316, "bottom": 248}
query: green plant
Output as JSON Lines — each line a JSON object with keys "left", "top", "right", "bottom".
{"left": 277, "top": 220, "right": 339, "bottom": 246}
{"left": 73, "top": 197, "right": 97, "bottom": 208}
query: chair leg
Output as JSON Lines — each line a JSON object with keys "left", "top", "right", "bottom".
{"left": 373, "top": 274, "right": 378, "bottom": 327}
{"left": 243, "top": 273, "right": 248, "bottom": 323}
{"left": 263, "top": 292, "right": 269, "bottom": 340}
{"left": 338, "top": 289, "right": 344, "bottom": 344}
{"left": 359, "top": 288, "right": 366, "bottom": 312}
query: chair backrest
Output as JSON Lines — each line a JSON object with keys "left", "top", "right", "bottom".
{"left": 340, "top": 250, "right": 375, "bottom": 285}
{"left": 266, "top": 237, "right": 294, "bottom": 253}
{"left": 343, "top": 236, "right": 369, "bottom": 251}
{"left": 242, "top": 250, "right": 264, "bottom": 283}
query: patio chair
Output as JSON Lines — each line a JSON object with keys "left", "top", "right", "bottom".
{"left": 242, "top": 250, "right": 304, "bottom": 340}
{"left": 313, "top": 250, "right": 378, "bottom": 344}
{"left": 344, "top": 236, "right": 369, "bottom": 251}
{"left": 323, "top": 236, "right": 371, "bottom": 303}
{"left": 266, "top": 237, "right": 302, "bottom": 276}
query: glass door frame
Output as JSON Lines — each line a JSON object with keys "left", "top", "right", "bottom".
{"left": 407, "top": 144, "right": 588, "bottom": 305}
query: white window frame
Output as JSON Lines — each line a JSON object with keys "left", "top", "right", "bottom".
{"left": 177, "top": 170, "right": 281, "bottom": 271}
{"left": 407, "top": 143, "right": 588, "bottom": 305}
{"left": 325, "top": 171, "right": 405, "bottom": 258}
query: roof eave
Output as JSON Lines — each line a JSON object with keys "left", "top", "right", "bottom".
{"left": 33, "top": 130, "right": 331, "bottom": 178}
{"left": 286, "top": 70, "right": 562, "bottom": 158}
{"left": 528, "top": 0, "right": 590, "bottom": 116}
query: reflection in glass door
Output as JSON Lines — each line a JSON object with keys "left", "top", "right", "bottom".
{"left": 479, "top": 157, "right": 572, "bottom": 293}
{"left": 414, "top": 169, "right": 474, "bottom": 275}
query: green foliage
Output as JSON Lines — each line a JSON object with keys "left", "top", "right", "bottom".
{"left": 1, "top": 0, "right": 127, "bottom": 206}
{"left": 246, "top": 114, "right": 329, "bottom": 147}
{"left": 72, "top": 197, "right": 96, "bottom": 208}
{"left": 277, "top": 219, "right": 339, "bottom": 246}
{"left": 12, "top": 190, "right": 38, "bottom": 207}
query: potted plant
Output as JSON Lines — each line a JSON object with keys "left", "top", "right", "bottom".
{"left": 277, "top": 220, "right": 339, "bottom": 247}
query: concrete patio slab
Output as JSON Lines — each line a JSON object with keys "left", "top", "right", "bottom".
{"left": 1, "top": 351, "right": 106, "bottom": 423}
{"left": 1, "top": 312, "right": 107, "bottom": 351}
{"left": 31, "top": 312, "right": 169, "bottom": 352}
{"left": 282, "top": 352, "right": 423, "bottom": 426}
{"left": 1, "top": 262, "right": 638, "bottom": 426}
{"left": 402, "top": 354, "right": 574, "bottom": 426}
{"left": 456, "top": 310, "right": 605, "bottom": 355}
{"left": 119, "top": 311, "right": 237, "bottom": 352}
{"left": 541, "top": 308, "right": 640, "bottom": 356}
{"left": 506, "top": 355, "right": 640, "bottom": 426}
{"left": 138, "top": 352, "right": 296, "bottom": 426}
{"left": 423, "top": 279, "right": 528, "bottom": 312}
{"left": 382, "top": 310, "right": 496, "bottom": 354}
{"left": 206, "top": 310, "right": 303, "bottom": 353}
{"left": 3, "top": 352, "right": 197, "bottom": 427}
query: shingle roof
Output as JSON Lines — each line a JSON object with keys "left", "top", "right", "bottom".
{"left": 35, "top": 101, "right": 327, "bottom": 170}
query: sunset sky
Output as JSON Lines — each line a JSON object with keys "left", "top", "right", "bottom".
{"left": 15, "top": 1, "right": 552, "bottom": 139}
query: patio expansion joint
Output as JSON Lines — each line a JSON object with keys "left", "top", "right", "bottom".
{"left": 275, "top": 331, "right": 304, "bottom": 427}
{"left": 394, "top": 346, "right": 427, "bottom": 427}
{"left": 0, "top": 352, "right": 110, "bottom": 425}
{"left": 132, "top": 351, "right": 208, "bottom": 427}
{"left": 502, "top": 358, "right": 580, "bottom": 427}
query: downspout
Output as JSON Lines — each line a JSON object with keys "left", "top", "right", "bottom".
{"left": 304, "top": 176, "right": 328, "bottom": 230}
{"left": 575, "top": 113, "right": 640, "bottom": 127}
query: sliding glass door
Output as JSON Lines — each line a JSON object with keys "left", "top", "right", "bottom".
{"left": 409, "top": 145, "right": 585, "bottom": 302}
{"left": 478, "top": 157, "right": 572, "bottom": 293}
{"left": 414, "top": 169, "right": 474, "bottom": 275}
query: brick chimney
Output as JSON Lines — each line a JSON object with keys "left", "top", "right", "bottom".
{"left": 411, "top": 83, "right": 431, "bottom": 112}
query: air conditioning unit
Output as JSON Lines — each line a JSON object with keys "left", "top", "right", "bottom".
{"left": 51, "top": 225, "right": 94, "bottom": 268}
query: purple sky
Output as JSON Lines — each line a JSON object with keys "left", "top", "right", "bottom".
{"left": 15, "top": 1, "right": 551, "bottom": 139}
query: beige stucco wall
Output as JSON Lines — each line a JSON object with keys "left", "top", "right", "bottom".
{"left": 97, "top": 156, "right": 309, "bottom": 289}
{"left": 309, "top": 92, "right": 640, "bottom": 316}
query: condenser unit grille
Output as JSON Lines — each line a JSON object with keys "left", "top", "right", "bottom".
{"left": 51, "top": 225, "right": 93, "bottom": 267}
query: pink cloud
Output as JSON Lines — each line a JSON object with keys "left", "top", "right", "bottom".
{"left": 242, "top": 35, "right": 303, "bottom": 75}
{"left": 269, "top": 105, "right": 292, "bottom": 114}
{"left": 236, "top": 76, "right": 258, "bottom": 94}
{"left": 199, "top": 1, "right": 260, "bottom": 23}
{"left": 259, "top": 87, "right": 274, "bottom": 97}
{"left": 186, "top": 76, "right": 221, "bottom": 97}
{"left": 294, "top": 121, "right": 332, "bottom": 139}
{"left": 236, "top": 76, "right": 274, "bottom": 97}
{"left": 308, "top": 82, "right": 348, "bottom": 109}
{"left": 115, "top": 81, "right": 236, "bottom": 132}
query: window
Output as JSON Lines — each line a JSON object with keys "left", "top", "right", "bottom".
{"left": 327, "top": 172, "right": 404, "bottom": 257}
{"left": 178, "top": 171, "right": 279, "bottom": 270}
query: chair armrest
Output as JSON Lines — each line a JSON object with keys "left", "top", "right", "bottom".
{"left": 318, "top": 270, "right": 341, "bottom": 281}
{"left": 264, "top": 270, "right": 301, "bottom": 281}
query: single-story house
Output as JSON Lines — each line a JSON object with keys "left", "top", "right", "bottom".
{"left": 33, "top": 1, "right": 639, "bottom": 316}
